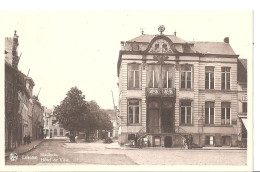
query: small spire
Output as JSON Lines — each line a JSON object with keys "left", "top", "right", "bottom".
{"left": 14, "top": 30, "right": 17, "bottom": 35}
{"left": 140, "top": 28, "right": 144, "bottom": 35}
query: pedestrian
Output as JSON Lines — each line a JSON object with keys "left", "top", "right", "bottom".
{"left": 23, "top": 135, "right": 27, "bottom": 145}
{"left": 186, "top": 135, "right": 191, "bottom": 149}
{"left": 28, "top": 135, "right": 31, "bottom": 144}
{"left": 139, "top": 138, "right": 143, "bottom": 149}
{"left": 183, "top": 137, "right": 187, "bottom": 149}
{"left": 189, "top": 134, "right": 193, "bottom": 149}
{"left": 134, "top": 135, "right": 138, "bottom": 148}
{"left": 187, "top": 134, "right": 193, "bottom": 149}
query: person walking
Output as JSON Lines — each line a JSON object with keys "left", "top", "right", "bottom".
{"left": 186, "top": 135, "right": 191, "bottom": 149}
{"left": 138, "top": 137, "right": 143, "bottom": 149}
{"left": 134, "top": 135, "right": 138, "bottom": 148}
{"left": 187, "top": 134, "right": 193, "bottom": 149}
{"left": 183, "top": 136, "right": 187, "bottom": 149}
{"left": 189, "top": 134, "right": 193, "bottom": 149}
{"left": 23, "top": 135, "right": 27, "bottom": 145}
{"left": 28, "top": 135, "right": 31, "bottom": 144}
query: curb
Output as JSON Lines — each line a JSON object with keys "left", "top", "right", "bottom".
{"left": 106, "top": 146, "right": 247, "bottom": 151}
{"left": 5, "top": 140, "right": 45, "bottom": 159}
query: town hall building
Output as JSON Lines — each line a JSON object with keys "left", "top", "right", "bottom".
{"left": 117, "top": 26, "right": 247, "bottom": 148}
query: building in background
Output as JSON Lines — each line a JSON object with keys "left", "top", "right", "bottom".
{"left": 237, "top": 59, "right": 247, "bottom": 147}
{"left": 32, "top": 96, "right": 45, "bottom": 140}
{"left": 104, "top": 109, "right": 119, "bottom": 139}
{"left": 43, "top": 108, "right": 67, "bottom": 139}
{"left": 5, "top": 31, "right": 44, "bottom": 150}
{"left": 5, "top": 31, "right": 26, "bottom": 150}
{"left": 117, "top": 26, "right": 247, "bottom": 148}
{"left": 17, "top": 75, "right": 35, "bottom": 141}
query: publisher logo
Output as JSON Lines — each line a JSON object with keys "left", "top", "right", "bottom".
{"left": 9, "top": 152, "right": 18, "bottom": 162}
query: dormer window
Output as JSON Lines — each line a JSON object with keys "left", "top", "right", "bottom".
{"left": 155, "top": 44, "right": 159, "bottom": 50}
{"left": 149, "top": 39, "right": 173, "bottom": 53}
{"left": 162, "top": 44, "right": 168, "bottom": 51}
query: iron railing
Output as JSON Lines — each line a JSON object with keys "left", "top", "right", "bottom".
{"left": 146, "top": 87, "right": 176, "bottom": 98}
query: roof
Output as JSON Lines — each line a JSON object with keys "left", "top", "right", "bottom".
{"left": 118, "top": 34, "right": 239, "bottom": 77}
{"left": 237, "top": 58, "right": 247, "bottom": 83}
{"left": 193, "top": 42, "right": 236, "bottom": 55}
{"left": 127, "top": 35, "right": 236, "bottom": 55}
{"left": 239, "top": 58, "right": 247, "bottom": 70}
{"left": 127, "top": 34, "right": 186, "bottom": 43}
{"left": 45, "top": 109, "right": 53, "bottom": 114}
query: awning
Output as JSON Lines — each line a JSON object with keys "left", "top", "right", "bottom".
{"left": 241, "top": 118, "right": 247, "bottom": 130}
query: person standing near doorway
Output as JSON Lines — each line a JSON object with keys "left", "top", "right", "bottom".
{"left": 23, "top": 135, "right": 27, "bottom": 145}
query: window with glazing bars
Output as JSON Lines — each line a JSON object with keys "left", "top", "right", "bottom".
{"left": 181, "top": 65, "right": 192, "bottom": 89}
{"left": 162, "top": 65, "right": 174, "bottom": 88}
{"left": 180, "top": 101, "right": 192, "bottom": 124}
{"left": 221, "top": 102, "right": 231, "bottom": 125}
{"left": 147, "top": 65, "right": 160, "bottom": 88}
{"left": 128, "top": 99, "right": 140, "bottom": 124}
{"left": 128, "top": 64, "right": 141, "bottom": 89}
{"left": 205, "top": 66, "right": 214, "bottom": 89}
{"left": 221, "top": 67, "right": 231, "bottom": 90}
{"left": 205, "top": 102, "right": 215, "bottom": 124}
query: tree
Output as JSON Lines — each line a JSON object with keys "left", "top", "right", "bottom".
{"left": 53, "top": 87, "right": 88, "bottom": 142}
{"left": 98, "top": 110, "right": 113, "bottom": 132}
{"left": 84, "top": 101, "right": 113, "bottom": 140}
{"left": 54, "top": 88, "right": 113, "bottom": 142}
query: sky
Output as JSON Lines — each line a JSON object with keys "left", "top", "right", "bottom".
{"left": 0, "top": 10, "right": 253, "bottom": 110}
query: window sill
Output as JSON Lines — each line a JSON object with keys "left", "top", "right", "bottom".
{"left": 204, "top": 124, "right": 216, "bottom": 127}
{"left": 127, "top": 124, "right": 142, "bottom": 126}
{"left": 127, "top": 88, "right": 142, "bottom": 90}
{"left": 179, "top": 88, "right": 194, "bottom": 91}
{"left": 220, "top": 125, "right": 233, "bottom": 127}
{"left": 205, "top": 89, "right": 215, "bottom": 91}
{"left": 203, "top": 125, "right": 233, "bottom": 127}
{"left": 179, "top": 124, "right": 194, "bottom": 126}
{"left": 221, "top": 89, "right": 231, "bottom": 92}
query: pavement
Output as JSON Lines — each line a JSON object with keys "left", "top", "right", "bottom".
{"left": 5, "top": 139, "right": 247, "bottom": 165}
{"left": 105, "top": 141, "right": 247, "bottom": 150}
{"left": 5, "top": 139, "right": 45, "bottom": 158}
{"left": 5, "top": 139, "right": 246, "bottom": 160}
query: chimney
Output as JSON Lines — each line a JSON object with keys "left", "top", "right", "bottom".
{"left": 12, "top": 30, "right": 19, "bottom": 69}
{"left": 224, "top": 37, "right": 229, "bottom": 44}
{"left": 174, "top": 31, "right": 176, "bottom": 36}
{"left": 120, "top": 41, "right": 125, "bottom": 50}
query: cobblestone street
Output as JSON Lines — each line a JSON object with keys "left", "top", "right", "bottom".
{"left": 5, "top": 139, "right": 247, "bottom": 165}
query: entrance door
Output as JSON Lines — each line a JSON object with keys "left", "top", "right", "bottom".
{"left": 162, "top": 109, "right": 172, "bottom": 133}
{"left": 165, "top": 136, "right": 172, "bottom": 148}
{"left": 161, "top": 101, "right": 173, "bottom": 133}
{"left": 148, "top": 109, "right": 159, "bottom": 133}
{"left": 147, "top": 101, "right": 160, "bottom": 133}
{"left": 222, "top": 136, "right": 231, "bottom": 146}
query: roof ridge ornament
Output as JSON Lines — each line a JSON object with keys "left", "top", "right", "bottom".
{"left": 158, "top": 25, "right": 165, "bottom": 35}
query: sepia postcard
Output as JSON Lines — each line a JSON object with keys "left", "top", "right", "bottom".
{"left": 0, "top": 8, "right": 254, "bottom": 172}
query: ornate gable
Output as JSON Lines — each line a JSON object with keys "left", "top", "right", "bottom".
{"left": 148, "top": 39, "right": 173, "bottom": 54}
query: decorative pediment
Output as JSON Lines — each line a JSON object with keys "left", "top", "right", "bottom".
{"left": 153, "top": 55, "right": 169, "bottom": 64}
{"left": 149, "top": 39, "right": 173, "bottom": 54}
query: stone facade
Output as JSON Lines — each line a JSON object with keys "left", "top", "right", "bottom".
{"left": 43, "top": 108, "right": 68, "bottom": 138}
{"left": 117, "top": 28, "right": 245, "bottom": 148}
{"left": 5, "top": 31, "right": 44, "bottom": 150}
